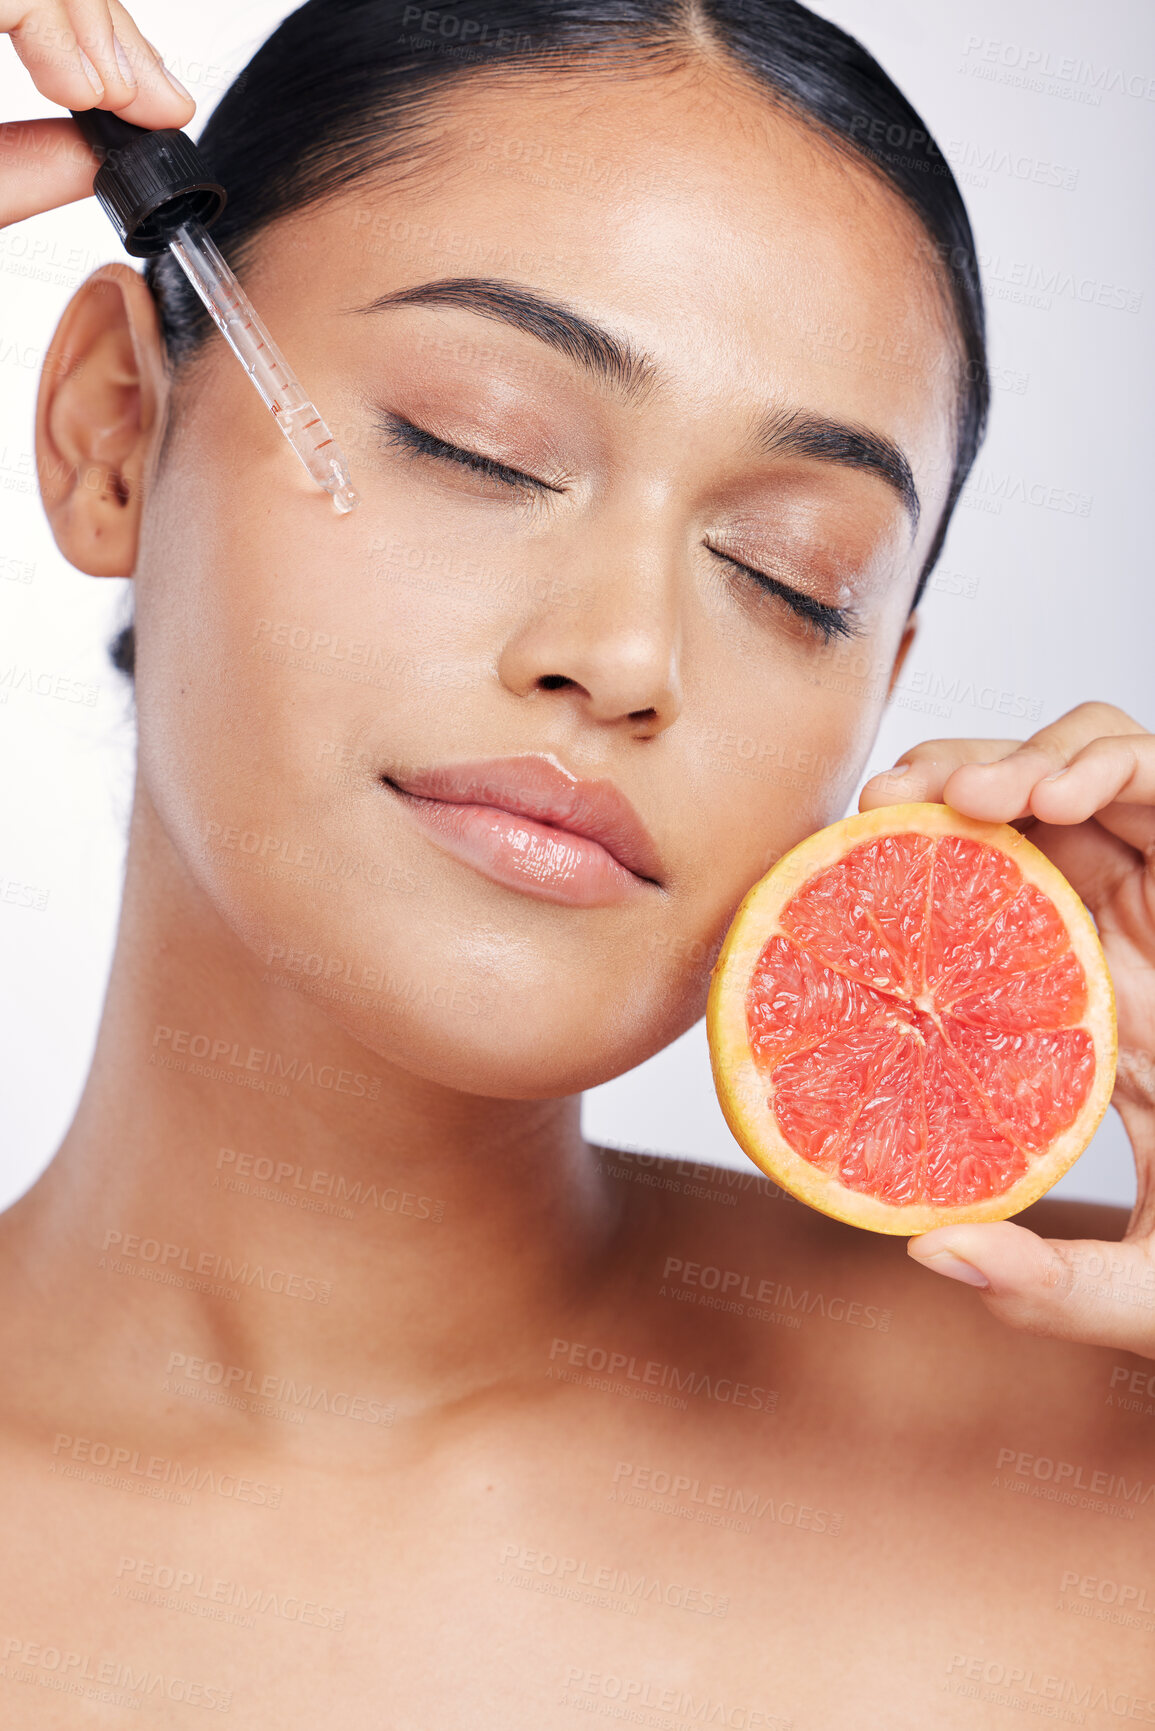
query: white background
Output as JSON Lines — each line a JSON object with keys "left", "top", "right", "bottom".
{"left": 1, "top": 0, "right": 1152, "bottom": 1210}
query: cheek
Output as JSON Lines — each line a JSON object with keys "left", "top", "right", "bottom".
{"left": 128, "top": 466, "right": 706, "bottom": 1095}
{"left": 135, "top": 425, "right": 505, "bottom": 800}
{"left": 673, "top": 619, "right": 897, "bottom": 924}
{"left": 128, "top": 403, "right": 902, "bottom": 1098}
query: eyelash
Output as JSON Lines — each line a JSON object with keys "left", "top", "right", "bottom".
{"left": 374, "top": 412, "right": 558, "bottom": 496}
{"left": 704, "top": 547, "right": 863, "bottom": 646}
{"left": 375, "top": 412, "right": 863, "bottom": 646}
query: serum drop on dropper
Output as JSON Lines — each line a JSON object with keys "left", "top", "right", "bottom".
{"left": 68, "top": 105, "right": 359, "bottom": 515}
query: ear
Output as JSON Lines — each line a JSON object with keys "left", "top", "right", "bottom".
{"left": 34, "top": 262, "right": 169, "bottom": 578}
{"left": 887, "top": 609, "right": 918, "bottom": 698}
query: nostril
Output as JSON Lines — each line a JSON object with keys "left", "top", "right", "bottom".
{"left": 538, "top": 675, "right": 575, "bottom": 691}
{"left": 628, "top": 708, "right": 658, "bottom": 723}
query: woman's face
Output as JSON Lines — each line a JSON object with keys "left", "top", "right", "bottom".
{"left": 123, "top": 62, "right": 960, "bottom": 1098}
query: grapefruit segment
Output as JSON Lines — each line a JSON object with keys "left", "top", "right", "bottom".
{"left": 945, "top": 950, "right": 1087, "bottom": 1031}
{"left": 922, "top": 834, "right": 1022, "bottom": 991}
{"left": 707, "top": 803, "right": 1117, "bottom": 1233}
{"left": 746, "top": 936, "right": 896, "bottom": 1069}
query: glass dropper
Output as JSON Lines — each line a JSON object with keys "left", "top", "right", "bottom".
{"left": 67, "top": 103, "right": 358, "bottom": 515}
{"left": 167, "top": 217, "right": 358, "bottom": 515}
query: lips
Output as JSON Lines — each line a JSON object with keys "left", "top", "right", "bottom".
{"left": 381, "top": 755, "right": 663, "bottom": 906}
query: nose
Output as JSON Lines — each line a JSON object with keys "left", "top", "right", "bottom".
{"left": 496, "top": 511, "right": 684, "bottom": 739}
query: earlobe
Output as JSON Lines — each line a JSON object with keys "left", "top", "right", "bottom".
{"left": 34, "top": 263, "right": 168, "bottom": 579}
{"left": 887, "top": 610, "right": 918, "bottom": 699}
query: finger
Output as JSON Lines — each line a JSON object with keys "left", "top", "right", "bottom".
{"left": 946, "top": 730, "right": 1155, "bottom": 829}
{"left": 936, "top": 704, "right": 1151, "bottom": 825}
{"left": 0, "top": 117, "right": 99, "bottom": 229}
{"left": 859, "top": 737, "right": 1024, "bottom": 812}
{"left": 7, "top": 1, "right": 113, "bottom": 110}
{"left": 100, "top": 0, "right": 195, "bottom": 124}
{"left": 908, "top": 1222, "right": 1155, "bottom": 1359}
{"left": 1024, "top": 734, "right": 1155, "bottom": 858}
{"left": 7, "top": 1, "right": 194, "bottom": 125}
{"left": 60, "top": 0, "right": 137, "bottom": 107}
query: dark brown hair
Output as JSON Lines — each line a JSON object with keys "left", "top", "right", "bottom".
{"left": 112, "top": 0, "right": 988, "bottom": 677}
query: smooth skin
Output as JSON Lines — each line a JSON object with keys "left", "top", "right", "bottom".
{"left": 2, "top": 6, "right": 1153, "bottom": 1727}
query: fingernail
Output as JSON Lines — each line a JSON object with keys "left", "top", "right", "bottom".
{"left": 113, "top": 32, "right": 137, "bottom": 88}
{"left": 159, "top": 60, "right": 193, "bottom": 102}
{"left": 913, "top": 1249, "right": 990, "bottom": 1288}
{"left": 78, "top": 47, "right": 105, "bottom": 98}
{"left": 1041, "top": 767, "right": 1069, "bottom": 781}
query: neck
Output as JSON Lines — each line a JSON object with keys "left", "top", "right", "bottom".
{"left": 11, "top": 783, "right": 626, "bottom": 1420}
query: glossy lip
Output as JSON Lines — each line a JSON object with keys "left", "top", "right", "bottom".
{"left": 381, "top": 755, "right": 664, "bottom": 906}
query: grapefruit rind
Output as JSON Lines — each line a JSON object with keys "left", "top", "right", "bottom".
{"left": 706, "top": 803, "right": 1117, "bottom": 1235}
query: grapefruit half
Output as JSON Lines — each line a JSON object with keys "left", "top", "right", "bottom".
{"left": 707, "top": 803, "right": 1117, "bottom": 1234}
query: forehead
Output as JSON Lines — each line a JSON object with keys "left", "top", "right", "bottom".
{"left": 274, "top": 61, "right": 960, "bottom": 512}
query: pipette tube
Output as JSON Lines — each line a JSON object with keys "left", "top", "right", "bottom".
{"left": 167, "top": 219, "right": 358, "bottom": 514}
{"left": 67, "top": 105, "right": 358, "bottom": 514}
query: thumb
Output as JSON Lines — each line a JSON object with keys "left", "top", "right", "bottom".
{"left": 0, "top": 119, "right": 100, "bottom": 230}
{"left": 907, "top": 1222, "right": 1155, "bottom": 1358}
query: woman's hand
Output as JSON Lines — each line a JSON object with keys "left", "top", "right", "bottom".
{"left": 859, "top": 700, "right": 1155, "bottom": 1358}
{"left": 1, "top": 1, "right": 194, "bottom": 229}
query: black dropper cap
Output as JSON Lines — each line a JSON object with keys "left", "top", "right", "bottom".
{"left": 69, "top": 107, "right": 226, "bottom": 258}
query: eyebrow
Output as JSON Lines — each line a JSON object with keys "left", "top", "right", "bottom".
{"left": 346, "top": 275, "right": 920, "bottom": 529}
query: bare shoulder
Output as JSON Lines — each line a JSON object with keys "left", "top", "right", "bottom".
{"left": 597, "top": 1146, "right": 1147, "bottom": 1428}
{"left": 596, "top": 1143, "right": 915, "bottom": 1405}
{"left": 600, "top": 1142, "right": 1132, "bottom": 1311}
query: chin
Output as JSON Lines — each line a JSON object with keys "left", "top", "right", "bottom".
{"left": 259, "top": 944, "right": 703, "bottom": 1102}
{"left": 146, "top": 764, "right": 708, "bottom": 1100}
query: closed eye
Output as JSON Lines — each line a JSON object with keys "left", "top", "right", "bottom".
{"left": 374, "top": 412, "right": 861, "bottom": 644}
{"left": 373, "top": 411, "right": 563, "bottom": 495}
{"left": 705, "top": 544, "right": 863, "bottom": 645}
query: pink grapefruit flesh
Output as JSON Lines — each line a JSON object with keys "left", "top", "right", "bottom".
{"left": 707, "top": 803, "right": 1117, "bottom": 1234}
